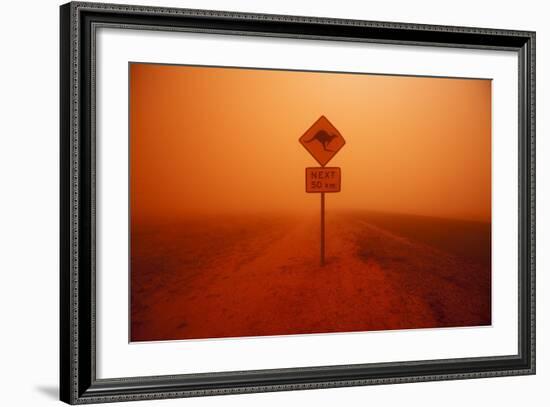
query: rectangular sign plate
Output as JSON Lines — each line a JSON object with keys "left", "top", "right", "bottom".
{"left": 305, "top": 167, "right": 341, "bottom": 193}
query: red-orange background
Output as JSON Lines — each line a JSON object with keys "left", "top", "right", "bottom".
{"left": 130, "top": 63, "right": 491, "bottom": 222}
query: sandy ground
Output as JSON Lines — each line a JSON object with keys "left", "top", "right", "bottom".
{"left": 130, "top": 211, "right": 491, "bottom": 341}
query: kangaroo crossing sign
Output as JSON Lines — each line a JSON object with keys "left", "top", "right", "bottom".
{"left": 299, "top": 116, "right": 345, "bottom": 266}
{"left": 299, "top": 115, "right": 346, "bottom": 167}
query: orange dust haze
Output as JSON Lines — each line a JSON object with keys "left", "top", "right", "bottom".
{"left": 130, "top": 63, "right": 491, "bottom": 222}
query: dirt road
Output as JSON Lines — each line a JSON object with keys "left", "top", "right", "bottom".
{"left": 131, "top": 212, "right": 491, "bottom": 341}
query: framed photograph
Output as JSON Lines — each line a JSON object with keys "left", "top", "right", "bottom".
{"left": 60, "top": 1, "right": 536, "bottom": 404}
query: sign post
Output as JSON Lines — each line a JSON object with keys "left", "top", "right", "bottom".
{"left": 299, "top": 116, "right": 346, "bottom": 266}
{"left": 321, "top": 192, "right": 325, "bottom": 266}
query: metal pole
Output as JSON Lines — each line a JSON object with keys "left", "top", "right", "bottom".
{"left": 320, "top": 192, "right": 325, "bottom": 266}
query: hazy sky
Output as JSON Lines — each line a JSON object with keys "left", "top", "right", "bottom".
{"left": 130, "top": 63, "right": 491, "bottom": 222}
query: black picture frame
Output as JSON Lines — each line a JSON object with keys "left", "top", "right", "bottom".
{"left": 60, "top": 1, "right": 536, "bottom": 404}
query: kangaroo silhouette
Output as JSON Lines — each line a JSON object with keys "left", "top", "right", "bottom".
{"left": 304, "top": 130, "right": 338, "bottom": 152}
